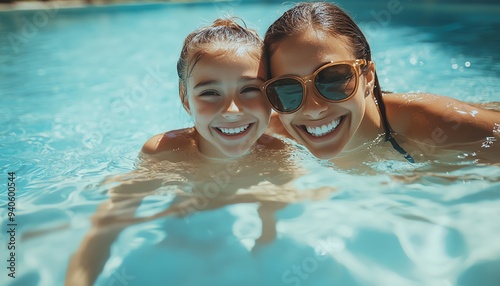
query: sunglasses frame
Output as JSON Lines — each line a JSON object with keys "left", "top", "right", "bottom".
{"left": 262, "top": 59, "right": 369, "bottom": 114}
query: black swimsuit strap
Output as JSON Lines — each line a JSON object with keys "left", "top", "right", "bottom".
{"left": 374, "top": 92, "right": 415, "bottom": 163}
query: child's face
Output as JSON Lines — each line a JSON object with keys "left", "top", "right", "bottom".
{"left": 184, "top": 47, "right": 270, "bottom": 159}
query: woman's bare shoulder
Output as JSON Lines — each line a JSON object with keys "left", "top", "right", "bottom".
{"left": 384, "top": 92, "right": 443, "bottom": 111}
{"left": 141, "top": 127, "right": 196, "bottom": 155}
{"left": 384, "top": 92, "right": 500, "bottom": 146}
{"left": 385, "top": 92, "right": 498, "bottom": 124}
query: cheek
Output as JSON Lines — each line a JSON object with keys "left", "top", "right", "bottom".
{"left": 278, "top": 114, "right": 295, "bottom": 127}
{"left": 354, "top": 93, "right": 367, "bottom": 114}
{"left": 245, "top": 98, "right": 271, "bottom": 117}
{"left": 343, "top": 93, "right": 366, "bottom": 121}
{"left": 191, "top": 101, "right": 217, "bottom": 117}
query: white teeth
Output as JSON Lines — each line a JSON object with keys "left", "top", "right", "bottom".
{"left": 218, "top": 124, "right": 250, "bottom": 135}
{"left": 305, "top": 118, "right": 341, "bottom": 137}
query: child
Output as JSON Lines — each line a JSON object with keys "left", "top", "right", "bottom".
{"left": 142, "top": 18, "right": 276, "bottom": 160}
{"left": 135, "top": 17, "right": 304, "bottom": 192}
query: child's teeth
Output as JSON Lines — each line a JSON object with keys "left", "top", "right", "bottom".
{"left": 305, "top": 118, "right": 341, "bottom": 137}
{"left": 218, "top": 124, "right": 250, "bottom": 135}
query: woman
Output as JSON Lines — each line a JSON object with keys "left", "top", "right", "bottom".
{"left": 263, "top": 2, "right": 500, "bottom": 166}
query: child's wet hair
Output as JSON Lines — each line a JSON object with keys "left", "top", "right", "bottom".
{"left": 177, "top": 17, "right": 264, "bottom": 100}
{"left": 264, "top": 2, "right": 383, "bottom": 101}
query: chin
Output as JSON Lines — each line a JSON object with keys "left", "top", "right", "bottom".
{"left": 306, "top": 146, "right": 342, "bottom": 160}
{"left": 220, "top": 145, "right": 252, "bottom": 158}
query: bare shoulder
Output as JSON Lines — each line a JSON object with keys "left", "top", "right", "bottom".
{"left": 384, "top": 92, "right": 500, "bottom": 145}
{"left": 141, "top": 127, "right": 196, "bottom": 155}
{"left": 384, "top": 92, "right": 444, "bottom": 116}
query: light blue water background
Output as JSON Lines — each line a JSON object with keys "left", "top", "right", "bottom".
{"left": 1, "top": 1, "right": 500, "bottom": 285}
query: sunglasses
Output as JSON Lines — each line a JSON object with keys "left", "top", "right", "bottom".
{"left": 261, "top": 59, "right": 369, "bottom": 113}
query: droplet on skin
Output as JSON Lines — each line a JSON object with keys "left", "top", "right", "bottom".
{"left": 493, "top": 123, "right": 500, "bottom": 133}
{"left": 469, "top": 110, "right": 478, "bottom": 117}
{"left": 481, "top": 137, "right": 497, "bottom": 148}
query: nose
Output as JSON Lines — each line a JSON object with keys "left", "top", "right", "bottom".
{"left": 222, "top": 100, "right": 243, "bottom": 120}
{"left": 301, "top": 88, "right": 328, "bottom": 118}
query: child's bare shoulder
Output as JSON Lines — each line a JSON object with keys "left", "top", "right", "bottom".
{"left": 141, "top": 128, "right": 196, "bottom": 155}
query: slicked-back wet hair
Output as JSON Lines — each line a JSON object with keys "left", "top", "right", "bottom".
{"left": 177, "top": 18, "right": 263, "bottom": 101}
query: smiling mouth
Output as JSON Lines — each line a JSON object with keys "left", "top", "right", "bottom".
{"left": 302, "top": 117, "right": 342, "bottom": 137}
{"left": 216, "top": 124, "right": 251, "bottom": 135}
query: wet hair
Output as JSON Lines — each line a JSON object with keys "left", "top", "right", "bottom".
{"left": 176, "top": 18, "right": 263, "bottom": 101}
{"left": 264, "top": 2, "right": 383, "bottom": 102}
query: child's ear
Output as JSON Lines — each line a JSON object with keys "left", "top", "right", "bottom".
{"left": 179, "top": 82, "right": 191, "bottom": 115}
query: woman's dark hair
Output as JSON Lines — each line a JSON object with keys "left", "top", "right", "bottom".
{"left": 264, "top": 2, "right": 383, "bottom": 102}
{"left": 177, "top": 18, "right": 263, "bottom": 101}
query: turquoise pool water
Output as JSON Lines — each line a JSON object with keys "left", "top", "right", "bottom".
{"left": 1, "top": 1, "right": 500, "bottom": 285}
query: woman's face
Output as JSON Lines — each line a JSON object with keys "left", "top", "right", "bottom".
{"left": 269, "top": 28, "right": 374, "bottom": 159}
{"left": 184, "top": 47, "right": 270, "bottom": 159}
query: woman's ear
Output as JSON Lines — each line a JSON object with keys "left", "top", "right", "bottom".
{"left": 179, "top": 82, "right": 191, "bottom": 115}
{"left": 365, "top": 61, "right": 376, "bottom": 94}
{"left": 364, "top": 61, "right": 375, "bottom": 96}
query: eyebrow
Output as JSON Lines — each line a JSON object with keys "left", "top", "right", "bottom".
{"left": 193, "top": 80, "right": 218, "bottom": 89}
{"left": 193, "top": 76, "right": 265, "bottom": 89}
